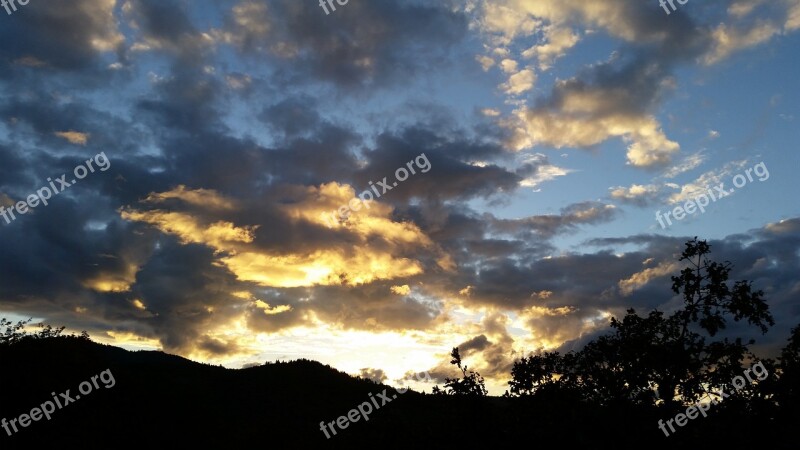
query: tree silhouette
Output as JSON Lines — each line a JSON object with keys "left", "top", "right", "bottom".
{"left": 507, "top": 350, "right": 572, "bottom": 397}
{"left": 434, "top": 347, "right": 488, "bottom": 396}
{"left": 775, "top": 324, "right": 800, "bottom": 416}
{"left": 0, "top": 317, "right": 88, "bottom": 345}
{"left": 508, "top": 238, "right": 774, "bottom": 408}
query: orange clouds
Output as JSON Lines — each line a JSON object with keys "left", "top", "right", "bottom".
{"left": 121, "top": 184, "right": 447, "bottom": 288}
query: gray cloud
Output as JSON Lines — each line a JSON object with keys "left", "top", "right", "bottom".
{"left": 218, "top": 0, "right": 469, "bottom": 88}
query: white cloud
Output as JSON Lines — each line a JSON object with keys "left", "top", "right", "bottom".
{"left": 667, "top": 159, "right": 750, "bottom": 204}
{"left": 609, "top": 184, "right": 664, "bottom": 207}
{"left": 501, "top": 68, "right": 536, "bottom": 95}
{"left": 662, "top": 151, "right": 707, "bottom": 179}
{"left": 787, "top": 0, "right": 800, "bottom": 30}
{"left": 476, "top": 54, "right": 495, "bottom": 71}
{"left": 728, "top": 0, "right": 767, "bottom": 18}
{"left": 518, "top": 153, "right": 573, "bottom": 188}
{"left": 520, "top": 165, "right": 571, "bottom": 188}
{"left": 500, "top": 58, "right": 519, "bottom": 73}
{"left": 703, "top": 22, "right": 781, "bottom": 65}
{"left": 521, "top": 25, "right": 580, "bottom": 70}
{"left": 474, "top": 0, "right": 800, "bottom": 169}
{"left": 505, "top": 106, "right": 679, "bottom": 168}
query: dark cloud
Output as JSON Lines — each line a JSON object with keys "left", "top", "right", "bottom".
{"left": 458, "top": 335, "right": 490, "bottom": 354}
{"left": 489, "top": 201, "right": 619, "bottom": 238}
{"left": 0, "top": 0, "right": 123, "bottom": 75}
{"left": 219, "top": 0, "right": 469, "bottom": 88}
{"left": 125, "top": 240, "right": 245, "bottom": 355}
{"left": 355, "top": 127, "right": 522, "bottom": 203}
{"left": 259, "top": 95, "right": 323, "bottom": 139}
{"left": 198, "top": 335, "right": 240, "bottom": 356}
{"left": 124, "top": 0, "right": 207, "bottom": 59}
{"left": 358, "top": 367, "right": 388, "bottom": 383}
{"left": 307, "top": 284, "right": 440, "bottom": 332}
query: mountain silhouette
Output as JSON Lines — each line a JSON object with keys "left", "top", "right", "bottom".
{"left": 0, "top": 336, "right": 794, "bottom": 448}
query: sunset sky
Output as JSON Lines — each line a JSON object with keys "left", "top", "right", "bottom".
{"left": 1, "top": 0, "right": 799, "bottom": 395}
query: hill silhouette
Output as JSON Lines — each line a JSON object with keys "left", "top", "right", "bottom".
{"left": 0, "top": 336, "right": 794, "bottom": 448}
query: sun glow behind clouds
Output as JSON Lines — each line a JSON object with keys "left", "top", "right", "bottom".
{"left": 121, "top": 184, "right": 449, "bottom": 288}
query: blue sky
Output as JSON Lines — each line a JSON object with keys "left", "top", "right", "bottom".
{"left": 0, "top": 0, "right": 799, "bottom": 394}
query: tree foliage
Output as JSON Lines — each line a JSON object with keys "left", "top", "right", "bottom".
{"left": 775, "top": 325, "right": 800, "bottom": 412}
{"left": 434, "top": 347, "right": 488, "bottom": 397}
{"left": 508, "top": 238, "right": 775, "bottom": 408}
{"left": 0, "top": 317, "right": 89, "bottom": 346}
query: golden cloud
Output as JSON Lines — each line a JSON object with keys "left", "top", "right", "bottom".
{"left": 618, "top": 261, "right": 679, "bottom": 296}
{"left": 54, "top": 131, "right": 90, "bottom": 145}
{"left": 391, "top": 285, "right": 412, "bottom": 295}
{"left": 82, "top": 262, "right": 139, "bottom": 293}
{"left": 122, "top": 185, "right": 448, "bottom": 288}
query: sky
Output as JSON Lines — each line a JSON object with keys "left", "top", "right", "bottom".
{"left": 0, "top": 0, "right": 799, "bottom": 395}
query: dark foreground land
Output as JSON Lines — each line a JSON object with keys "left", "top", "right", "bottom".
{"left": 0, "top": 338, "right": 795, "bottom": 449}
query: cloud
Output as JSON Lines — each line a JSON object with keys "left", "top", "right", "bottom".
{"left": 0, "top": 0, "right": 797, "bottom": 385}
{"left": 390, "top": 285, "right": 412, "bottom": 296}
{"left": 476, "top": 55, "right": 496, "bottom": 71}
{"left": 502, "top": 63, "right": 681, "bottom": 167}
{"left": 516, "top": 153, "right": 573, "bottom": 189}
{"left": 140, "top": 185, "right": 239, "bottom": 212}
{"left": 609, "top": 184, "right": 665, "bottom": 207}
{"left": 122, "top": 184, "right": 441, "bottom": 288}
{"left": 618, "top": 261, "right": 680, "bottom": 296}
{"left": 729, "top": 0, "right": 768, "bottom": 19}
{"left": 475, "top": 0, "right": 800, "bottom": 168}
{"left": 607, "top": 151, "right": 711, "bottom": 208}
{"left": 478, "top": 2, "right": 540, "bottom": 45}
{"left": 214, "top": 0, "right": 468, "bottom": 88}
{"left": 501, "top": 68, "right": 536, "bottom": 95}
{"left": 459, "top": 335, "right": 491, "bottom": 353}
{"left": 0, "top": 0, "right": 123, "bottom": 74}
{"left": 54, "top": 131, "right": 90, "bottom": 145}
{"left": 787, "top": 0, "right": 800, "bottom": 31}
{"left": 703, "top": 22, "right": 781, "bottom": 65}
{"left": 358, "top": 368, "right": 388, "bottom": 383}
{"left": 521, "top": 25, "right": 581, "bottom": 70}
{"left": 490, "top": 201, "right": 619, "bottom": 238}
{"left": 666, "top": 159, "right": 749, "bottom": 204}
{"left": 500, "top": 59, "right": 519, "bottom": 74}
{"left": 662, "top": 151, "right": 707, "bottom": 179}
